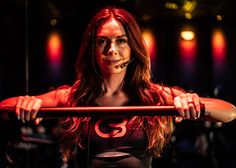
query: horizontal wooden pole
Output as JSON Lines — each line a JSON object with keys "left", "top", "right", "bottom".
{"left": 0, "top": 104, "right": 205, "bottom": 118}
{"left": 1, "top": 106, "right": 178, "bottom": 118}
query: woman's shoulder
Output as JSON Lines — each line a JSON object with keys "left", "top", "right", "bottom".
{"left": 56, "top": 85, "right": 72, "bottom": 92}
{"left": 151, "top": 83, "right": 186, "bottom": 96}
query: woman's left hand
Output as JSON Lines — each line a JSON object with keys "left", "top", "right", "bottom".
{"left": 174, "top": 93, "right": 201, "bottom": 121}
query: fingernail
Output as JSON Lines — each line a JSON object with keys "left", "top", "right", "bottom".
{"left": 22, "top": 120, "right": 25, "bottom": 123}
{"left": 17, "top": 116, "right": 20, "bottom": 120}
{"left": 35, "top": 119, "right": 40, "bottom": 125}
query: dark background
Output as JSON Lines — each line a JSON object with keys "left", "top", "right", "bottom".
{"left": 0, "top": 0, "right": 236, "bottom": 167}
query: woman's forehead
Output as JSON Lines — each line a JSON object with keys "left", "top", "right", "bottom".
{"left": 97, "top": 18, "right": 126, "bottom": 37}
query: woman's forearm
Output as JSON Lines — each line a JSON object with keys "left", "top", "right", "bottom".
{"left": 0, "top": 97, "right": 19, "bottom": 108}
{"left": 201, "top": 97, "right": 236, "bottom": 122}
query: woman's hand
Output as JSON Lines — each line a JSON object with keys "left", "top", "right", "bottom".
{"left": 16, "top": 95, "right": 43, "bottom": 124}
{"left": 174, "top": 93, "right": 202, "bottom": 121}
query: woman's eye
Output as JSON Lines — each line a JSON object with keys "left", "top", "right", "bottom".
{"left": 96, "top": 38, "right": 106, "bottom": 46}
{"left": 116, "top": 38, "right": 127, "bottom": 45}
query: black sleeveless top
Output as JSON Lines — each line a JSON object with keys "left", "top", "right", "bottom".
{"left": 76, "top": 105, "right": 152, "bottom": 168}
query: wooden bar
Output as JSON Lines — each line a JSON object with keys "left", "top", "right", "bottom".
{"left": 0, "top": 106, "right": 179, "bottom": 118}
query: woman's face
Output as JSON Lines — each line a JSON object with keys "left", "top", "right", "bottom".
{"left": 96, "top": 18, "right": 131, "bottom": 76}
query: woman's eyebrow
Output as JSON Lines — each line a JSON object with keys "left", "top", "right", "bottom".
{"left": 96, "top": 35, "right": 127, "bottom": 39}
{"left": 117, "top": 35, "right": 128, "bottom": 38}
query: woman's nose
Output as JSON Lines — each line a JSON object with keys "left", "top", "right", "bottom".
{"left": 107, "top": 42, "right": 118, "bottom": 56}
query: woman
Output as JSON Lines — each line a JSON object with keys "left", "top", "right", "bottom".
{"left": 1, "top": 6, "right": 236, "bottom": 168}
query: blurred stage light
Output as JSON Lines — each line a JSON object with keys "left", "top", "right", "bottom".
{"left": 211, "top": 28, "right": 226, "bottom": 77}
{"left": 142, "top": 29, "right": 157, "bottom": 69}
{"left": 181, "top": 30, "right": 195, "bottom": 40}
{"left": 178, "top": 27, "right": 197, "bottom": 77}
{"left": 46, "top": 31, "right": 63, "bottom": 70}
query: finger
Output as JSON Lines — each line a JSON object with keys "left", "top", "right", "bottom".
{"left": 31, "top": 97, "right": 42, "bottom": 120}
{"left": 25, "top": 97, "right": 36, "bottom": 121}
{"left": 20, "top": 96, "right": 31, "bottom": 122}
{"left": 174, "top": 96, "right": 185, "bottom": 117}
{"left": 35, "top": 118, "right": 43, "bottom": 125}
{"left": 175, "top": 116, "right": 183, "bottom": 122}
{"left": 188, "top": 102, "right": 197, "bottom": 119}
{"left": 185, "top": 93, "right": 197, "bottom": 118}
{"left": 180, "top": 95, "right": 190, "bottom": 119}
{"left": 186, "top": 93, "right": 193, "bottom": 103}
{"left": 192, "top": 93, "right": 201, "bottom": 118}
{"left": 16, "top": 96, "right": 24, "bottom": 119}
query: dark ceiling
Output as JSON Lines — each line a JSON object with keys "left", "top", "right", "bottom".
{"left": 134, "top": 0, "right": 236, "bottom": 20}
{"left": 4, "top": 0, "right": 236, "bottom": 24}
{"left": 27, "top": 0, "right": 236, "bottom": 23}
{"left": 1, "top": 0, "right": 236, "bottom": 99}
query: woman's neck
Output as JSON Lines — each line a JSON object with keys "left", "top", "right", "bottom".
{"left": 102, "top": 73, "right": 125, "bottom": 96}
{"left": 96, "top": 71, "right": 128, "bottom": 106}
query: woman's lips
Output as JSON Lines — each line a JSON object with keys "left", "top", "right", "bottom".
{"left": 102, "top": 59, "right": 121, "bottom": 65}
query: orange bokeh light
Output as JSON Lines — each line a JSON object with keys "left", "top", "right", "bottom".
{"left": 142, "top": 30, "right": 157, "bottom": 63}
{"left": 211, "top": 29, "right": 226, "bottom": 62}
{"left": 47, "top": 32, "right": 63, "bottom": 67}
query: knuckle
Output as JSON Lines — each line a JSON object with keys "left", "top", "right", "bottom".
{"left": 16, "top": 104, "right": 22, "bottom": 109}
{"left": 37, "top": 99, "right": 42, "bottom": 103}
{"left": 180, "top": 94, "right": 185, "bottom": 98}
{"left": 18, "top": 96, "right": 23, "bottom": 100}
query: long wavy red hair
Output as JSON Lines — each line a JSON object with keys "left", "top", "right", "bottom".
{"left": 60, "top": 6, "right": 175, "bottom": 160}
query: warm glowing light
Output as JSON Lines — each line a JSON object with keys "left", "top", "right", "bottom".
{"left": 50, "top": 19, "right": 58, "bottom": 26}
{"left": 165, "top": 2, "right": 178, "bottom": 10}
{"left": 211, "top": 28, "right": 227, "bottom": 80}
{"left": 185, "top": 13, "right": 192, "bottom": 19}
{"left": 181, "top": 30, "right": 195, "bottom": 40}
{"left": 142, "top": 30, "right": 157, "bottom": 68}
{"left": 211, "top": 29, "right": 226, "bottom": 68}
{"left": 212, "top": 29, "right": 226, "bottom": 61}
{"left": 216, "top": 15, "right": 223, "bottom": 21}
{"left": 179, "top": 40, "right": 196, "bottom": 60}
{"left": 142, "top": 14, "right": 151, "bottom": 21}
{"left": 178, "top": 32, "right": 197, "bottom": 75}
{"left": 47, "top": 32, "right": 63, "bottom": 69}
{"left": 183, "top": 0, "right": 196, "bottom": 12}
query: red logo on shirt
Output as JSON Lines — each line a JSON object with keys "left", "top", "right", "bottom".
{"left": 95, "top": 118, "right": 128, "bottom": 138}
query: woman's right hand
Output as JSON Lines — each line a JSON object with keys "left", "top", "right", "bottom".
{"left": 16, "top": 95, "right": 42, "bottom": 124}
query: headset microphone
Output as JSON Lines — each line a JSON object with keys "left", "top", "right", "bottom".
{"left": 115, "top": 59, "right": 133, "bottom": 69}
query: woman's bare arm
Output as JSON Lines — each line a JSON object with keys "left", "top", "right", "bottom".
{"left": 159, "top": 85, "right": 236, "bottom": 123}
{"left": 0, "top": 87, "right": 71, "bottom": 122}
{"left": 200, "top": 97, "right": 236, "bottom": 123}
